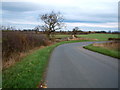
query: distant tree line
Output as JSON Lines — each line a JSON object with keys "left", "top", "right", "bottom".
{"left": 1, "top": 25, "right": 119, "bottom": 34}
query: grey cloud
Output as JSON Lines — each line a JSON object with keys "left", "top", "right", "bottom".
{"left": 2, "top": 2, "right": 41, "bottom": 12}
{"left": 1, "top": 1, "right": 118, "bottom": 30}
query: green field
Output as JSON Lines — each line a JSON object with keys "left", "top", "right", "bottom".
{"left": 55, "top": 34, "right": 119, "bottom": 41}
{"left": 55, "top": 34, "right": 70, "bottom": 38}
{"left": 77, "top": 34, "right": 119, "bottom": 41}
{"left": 3, "top": 40, "right": 89, "bottom": 88}
{"left": 84, "top": 44, "right": 120, "bottom": 59}
{"left": 77, "top": 34, "right": 118, "bottom": 41}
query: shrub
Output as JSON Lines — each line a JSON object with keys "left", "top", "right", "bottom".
{"left": 2, "top": 31, "right": 51, "bottom": 68}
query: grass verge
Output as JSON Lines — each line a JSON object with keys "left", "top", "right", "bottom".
{"left": 3, "top": 40, "right": 89, "bottom": 88}
{"left": 84, "top": 44, "right": 120, "bottom": 59}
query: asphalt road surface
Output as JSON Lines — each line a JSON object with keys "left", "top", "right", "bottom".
{"left": 46, "top": 41, "right": 118, "bottom": 88}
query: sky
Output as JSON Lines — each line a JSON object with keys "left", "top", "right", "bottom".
{"left": 0, "top": 0, "right": 119, "bottom": 31}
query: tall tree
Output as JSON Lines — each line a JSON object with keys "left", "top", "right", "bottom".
{"left": 34, "top": 26, "right": 40, "bottom": 34}
{"left": 40, "top": 11, "right": 64, "bottom": 40}
{"left": 72, "top": 27, "right": 79, "bottom": 37}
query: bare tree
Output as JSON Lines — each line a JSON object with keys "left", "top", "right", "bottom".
{"left": 34, "top": 25, "right": 40, "bottom": 34}
{"left": 72, "top": 27, "right": 79, "bottom": 37}
{"left": 39, "top": 11, "right": 64, "bottom": 40}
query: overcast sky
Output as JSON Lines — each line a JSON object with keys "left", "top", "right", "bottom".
{"left": 1, "top": 0, "right": 119, "bottom": 31}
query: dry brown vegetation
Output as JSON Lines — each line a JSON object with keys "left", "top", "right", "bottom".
{"left": 2, "top": 31, "right": 52, "bottom": 68}
{"left": 93, "top": 41, "right": 120, "bottom": 51}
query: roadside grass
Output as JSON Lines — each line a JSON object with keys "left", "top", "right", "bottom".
{"left": 84, "top": 44, "right": 120, "bottom": 59}
{"left": 77, "top": 34, "right": 119, "bottom": 41}
{"left": 3, "top": 40, "right": 89, "bottom": 88}
{"left": 0, "top": 71, "right": 1, "bottom": 88}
